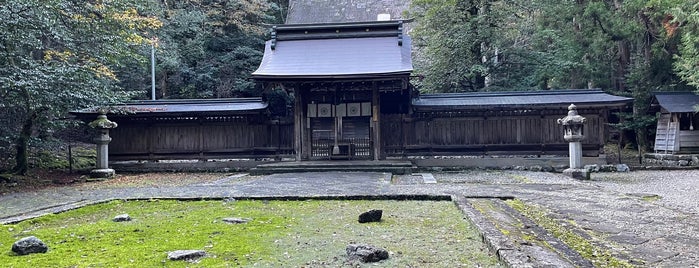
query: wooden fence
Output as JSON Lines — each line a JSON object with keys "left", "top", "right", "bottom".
{"left": 382, "top": 111, "right": 605, "bottom": 157}
{"left": 108, "top": 115, "right": 294, "bottom": 161}
{"left": 106, "top": 110, "right": 607, "bottom": 161}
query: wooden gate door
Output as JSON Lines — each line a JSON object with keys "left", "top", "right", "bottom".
{"left": 308, "top": 102, "right": 373, "bottom": 160}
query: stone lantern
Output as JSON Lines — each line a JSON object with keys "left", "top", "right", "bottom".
{"left": 557, "top": 104, "right": 588, "bottom": 179}
{"left": 88, "top": 111, "right": 118, "bottom": 179}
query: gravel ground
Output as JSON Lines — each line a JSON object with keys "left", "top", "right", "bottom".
{"left": 432, "top": 170, "right": 581, "bottom": 185}
{"left": 433, "top": 169, "right": 699, "bottom": 218}
{"left": 589, "top": 170, "right": 699, "bottom": 215}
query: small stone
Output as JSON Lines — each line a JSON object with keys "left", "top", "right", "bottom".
{"left": 113, "top": 214, "right": 131, "bottom": 222}
{"left": 167, "top": 250, "right": 206, "bottom": 261}
{"left": 12, "top": 236, "right": 48, "bottom": 255}
{"left": 222, "top": 217, "right": 250, "bottom": 224}
{"left": 615, "top": 164, "right": 630, "bottom": 172}
{"left": 584, "top": 164, "right": 600, "bottom": 172}
{"left": 529, "top": 165, "right": 543, "bottom": 172}
{"left": 346, "top": 244, "right": 389, "bottom": 263}
{"left": 358, "top": 209, "right": 382, "bottom": 223}
{"left": 598, "top": 165, "right": 615, "bottom": 172}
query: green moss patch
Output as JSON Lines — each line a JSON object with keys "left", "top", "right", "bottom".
{"left": 506, "top": 199, "right": 633, "bottom": 267}
{"left": 1, "top": 200, "right": 502, "bottom": 267}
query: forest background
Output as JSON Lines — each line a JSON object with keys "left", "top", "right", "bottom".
{"left": 1, "top": 0, "right": 698, "bottom": 174}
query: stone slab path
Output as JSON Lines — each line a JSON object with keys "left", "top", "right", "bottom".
{"left": 2, "top": 170, "right": 699, "bottom": 267}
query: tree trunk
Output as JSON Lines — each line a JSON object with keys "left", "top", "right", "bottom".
{"left": 616, "top": 40, "right": 630, "bottom": 92}
{"left": 160, "top": 71, "right": 168, "bottom": 98}
{"left": 632, "top": 95, "right": 650, "bottom": 153}
{"left": 13, "top": 111, "right": 36, "bottom": 175}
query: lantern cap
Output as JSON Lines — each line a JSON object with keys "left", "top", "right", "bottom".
{"left": 557, "top": 104, "right": 586, "bottom": 126}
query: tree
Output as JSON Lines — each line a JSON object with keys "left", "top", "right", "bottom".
{"left": 134, "top": 0, "right": 285, "bottom": 100}
{"left": 409, "top": 0, "right": 695, "bottom": 151}
{"left": 408, "top": 0, "right": 583, "bottom": 92}
{"left": 409, "top": 0, "right": 497, "bottom": 92}
{"left": 0, "top": 0, "right": 161, "bottom": 174}
{"left": 672, "top": 1, "right": 699, "bottom": 89}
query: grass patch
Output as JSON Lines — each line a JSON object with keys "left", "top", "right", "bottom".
{"left": 1, "top": 200, "right": 502, "bottom": 267}
{"left": 505, "top": 199, "right": 633, "bottom": 268}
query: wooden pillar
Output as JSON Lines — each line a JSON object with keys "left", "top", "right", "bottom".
{"left": 599, "top": 110, "right": 607, "bottom": 156}
{"left": 372, "top": 85, "right": 381, "bottom": 160}
{"left": 294, "top": 88, "right": 303, "bottom": 161}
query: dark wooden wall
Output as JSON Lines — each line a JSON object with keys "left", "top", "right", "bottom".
{"left": 106, "top": 109, "right": 609, "bottom": 161}
{"left": 382, "top": 110, "right": 607, "bottom": 157}
{"left": 108, "top": 116, "right": 294, "bottom": 161}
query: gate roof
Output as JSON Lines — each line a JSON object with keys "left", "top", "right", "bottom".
{"left": 252, "top": 21, "right": 412, "bottom": 80}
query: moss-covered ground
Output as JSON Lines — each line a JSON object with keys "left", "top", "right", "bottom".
{"left": 1, "top": 200, "right": 502, "bottom": 267}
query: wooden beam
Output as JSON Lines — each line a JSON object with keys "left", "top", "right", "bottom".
{"left": 372, "top": 84, "right": 381, "bottom": 160}
{"left": 294, "top": 88, "right": 303, "bottom": 161}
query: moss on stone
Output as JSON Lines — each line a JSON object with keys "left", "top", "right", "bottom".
{"left": 506, "top": 199, "right": 634, "bottom": 268}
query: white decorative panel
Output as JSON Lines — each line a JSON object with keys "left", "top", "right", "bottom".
{"left": 336, "top": 103, "right": 347, "bottom": 117}
{"left": 361, "top": 102, "right": 372, "bottom": 116}
{"left": 318, "top": 104, "right": 332, "bottom": 117}
{"left": 347, "top": 103, "right": 361, "bottom": 117}
{"left": 307, "top": 103, "right": 317, "bottom": 118}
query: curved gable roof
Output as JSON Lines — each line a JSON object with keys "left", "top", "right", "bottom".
{"left": 252, "top": 21, "right": 412, "bottom": 80}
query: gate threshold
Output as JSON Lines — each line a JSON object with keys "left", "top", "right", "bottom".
{"left": 251, "top": 160, "right": 414, "bottom": 175}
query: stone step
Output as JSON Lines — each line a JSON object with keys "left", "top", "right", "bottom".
{"left": 455, "top": 197, "right": 593, "bottom": 268}
{"left": 250, "top": 160, "right": 414, "bottom": 175}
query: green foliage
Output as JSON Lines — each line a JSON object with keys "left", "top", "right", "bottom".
{"left": 409, "top": 0, "right": 497, "bottom": 92}
{"left": 672, "top": 1, "right": 699, "bottom": 89}
{"left": 0, "top": 200, "right": 501, "bottom": 267}
{"left": 33, "top": 146, "right": 95, "bottom": 170}
{"left": 264, "top": 89, "right": 292, "bottom": 116}
{"left": 0, "top": 0, "right": 161, "bottom": 173}
{"left": 0, "top": 0, "right": 288, "bottom": 173}
{"left": 409, "top": 0, "right": 697, "bottom": 149}
{"left": 130, "top": 0, "right": 286, "bottom": 100}
{"left": 409, "top": 0, "right": 695, "bottom": 93}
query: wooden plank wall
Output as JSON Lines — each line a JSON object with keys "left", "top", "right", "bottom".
{"left": 382, "top": 113, "right": 605, "bottom": 156}
{"left": 107, "top": 111, "right": 608, "bottom": 161}
{"left": 109, "top": 117, "right": 294, "bottom": 160}
{"left": 679, "top": 130, "right": 699, "bottom": 153}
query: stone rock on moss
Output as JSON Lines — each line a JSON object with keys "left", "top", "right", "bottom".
{"left": 12, "top": 236, "right": 48, "bottom": 255}
{"left": 346, "top": 244, "right": 389, "bottom": 263}
{"left": 222, "top": 217, "right": 250, "bottom": 224}
{"left": 358, "top": 209, "right": 382, "bottom": 223}
{"left": 113, "top": 214, "right": 131, "bottom": 222}
{"left": 167, "top": 250, "right": 206, "bottom": 261}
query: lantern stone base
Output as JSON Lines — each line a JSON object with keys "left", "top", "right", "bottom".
{"left": 89, "top": 168, "right": 115, "bottom": 180}
{"left": 563, "top": 168, "right": 590, "bottom": 180}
